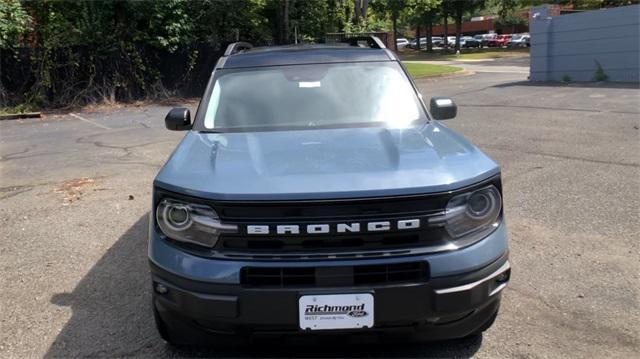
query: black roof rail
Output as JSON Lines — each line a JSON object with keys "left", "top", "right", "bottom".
{"left": 342, "top": 36, "right": 386, "bottom": 49}
{"left": 223, "top": 41, "right": 253, "bottom": 56}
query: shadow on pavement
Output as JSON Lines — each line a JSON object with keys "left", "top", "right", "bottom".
{"left": 46, "top": 215, "right": 482, "bottom": 358}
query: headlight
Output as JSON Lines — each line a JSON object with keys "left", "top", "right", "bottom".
{"left": 432, "top": 185, "right": 502, "bottom": 238}
{"left": 156, "top": 199, "right": 237, "bottom": 248}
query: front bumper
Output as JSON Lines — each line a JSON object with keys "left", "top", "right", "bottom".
{"left": 149, "top": 222, "right": 509, "bottom": 343}
{"left": 151, "top": 255, "right": 509, "bottom": 343}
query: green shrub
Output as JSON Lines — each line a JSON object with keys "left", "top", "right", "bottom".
{"left": 0, "top": 103, "right": 36, "bottom": 115}
{"left": 593, "top": 61, "right": 608, "bottom": 82}
{"left": 561, "top": 74, "right": 571, "bottom": 82}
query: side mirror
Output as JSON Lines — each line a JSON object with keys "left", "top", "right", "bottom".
{"left": 165, "top": 108, "right": 192, "bottom": 131}
{"left": 429, "top": 97, "right": 457, "bottom": 120}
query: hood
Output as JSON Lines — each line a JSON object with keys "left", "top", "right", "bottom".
{"left": 154, "top": 123, "right": 500, "bottom": 200}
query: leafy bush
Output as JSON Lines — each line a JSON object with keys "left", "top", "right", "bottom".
{"left": 0, "top": 0, "right": 31, "bottom": 49}
{"left": 593, "top": 61, "right": 608, "bottom": 82}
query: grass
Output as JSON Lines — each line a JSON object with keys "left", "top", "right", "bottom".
{"left": 403, "top": 62, "right": 462, "bottom": 78}
{"left": 400, "top": 47, "right": 529, "bottom": 61}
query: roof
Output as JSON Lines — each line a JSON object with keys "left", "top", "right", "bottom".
{"left": 219, "top": 45, "right": 396, "bottom": 69}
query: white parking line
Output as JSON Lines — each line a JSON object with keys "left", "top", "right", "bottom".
{"left": 69, "top": 113, "right": 111, "bottom": 130}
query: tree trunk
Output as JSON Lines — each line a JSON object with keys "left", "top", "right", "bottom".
{"left": 455, "top": 13, "right": 462, "bottom": 52}
{"left": 415, "top": 25, "right": 421, "bottom": 51}
{"left": 392, "top": 13, "right": 398, "bottom": 51}
{"left": 361, "top": 0, "right": 368, "bottom": 20}
{"left": 114, "top": 0, "right": 128, "bottom": 43}
{"left": 353, "top": 0, "right": 369, "bottom": 23}
{"left": 283, "top": 0, "right": 290, "bottom": 44}
{"left": 426, "top": 19, "right": 433, "bottom": 52}
{"left": 443, "top": 12, "right": 448, "bottom": 49}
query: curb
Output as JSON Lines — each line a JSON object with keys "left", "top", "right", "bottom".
{"left": 0, "top": 112, "right": 41, "bottom": 121}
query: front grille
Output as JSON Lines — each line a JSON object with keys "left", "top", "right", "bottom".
{"left": 241, "top": 262, "right": 429, "bottom": 287}
{"left": 211, "top": 189, "right": 455, "bottom": 257}
{"left": 218, "top": 229, "right": 450, "bottom": 259}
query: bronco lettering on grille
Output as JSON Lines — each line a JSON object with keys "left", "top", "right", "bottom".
{"left": 246, "top": 219, "right": 420, "bottom": 235}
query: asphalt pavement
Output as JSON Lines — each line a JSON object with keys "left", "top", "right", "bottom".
{"left": 1, "top": 57, "right": 639, "bottom": 358}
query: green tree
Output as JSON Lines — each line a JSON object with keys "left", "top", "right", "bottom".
{"left": 192, "top": 0, "right": 269, "bottom": 44}
{"left": 440, "top": 0, "right": 453, "bottom": 49}
{"left": 370, "top": 0, "right": 406, "bottom": 50}
{"left": 341, "top": 0, "right": 388, "bottom": 33}
{"left": 406, "top": 0, "right": 441, "bottom": 51}
{"left": 485, "top": 0, "right": 526, "bottom": 31}
{"left": 450, "top": 0, "right": 484, "bottom": 51}
{"left": 0, "top": 0, "right": 31, "bottom": 49}
{"left": 390, "top": 0, "right": 407, "bottom": 50}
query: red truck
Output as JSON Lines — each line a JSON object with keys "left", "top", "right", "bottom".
{"left": 487, "top": 34, "right": 512, "bottom": 48}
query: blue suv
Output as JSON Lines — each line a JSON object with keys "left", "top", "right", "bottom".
{"left": 149, "top": 37, "right": 510, "bottom": 345}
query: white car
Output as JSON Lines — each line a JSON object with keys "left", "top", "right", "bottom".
{"left": 507, "top": 34, "right": 530, "bottom": 47}
{"left": 396, "top": 38, "right": 409, "bottom": 49}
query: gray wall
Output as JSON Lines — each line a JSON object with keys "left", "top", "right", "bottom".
{"left": 530, "top": 5, "right": 639, "bottom": 82}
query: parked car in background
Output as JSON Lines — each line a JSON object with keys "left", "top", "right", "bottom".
{"left": 487, "top": 34, "right": 512, "bottom": 48}
{"left": 407, "top": 37, "right": 444, "bottom": 49}
{"left": 474, "top": 33, "right": 494, "bottom": 48}
{"left": 460, "top": 36, "right": 481, "bottom": 48}
{"left": 507, "top": 34, "right": 530, "bottom": 47}
{"left": 447, "top": 36, "right": 480, "bottom": 48}
{"left": 396, "top": 38, "right": 410, "bottom": 49}
{"left": 408, "top": 37, "right": 424, "bottom": 49}
{"left": 500, "top": 34, "right": 513, "bottom": 47}
{"left": 481, "top": 33, "right": 496, "bottom": 47}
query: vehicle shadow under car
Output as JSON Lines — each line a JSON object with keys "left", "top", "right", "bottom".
{"left": 45, "top": 215, "right": 482, "bottom": 358}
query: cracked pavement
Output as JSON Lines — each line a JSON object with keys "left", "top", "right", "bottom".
{"left": 1, "top": 58, "right": 639, "bottom": 358}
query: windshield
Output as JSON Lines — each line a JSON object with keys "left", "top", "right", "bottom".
{"left": 199, "top": 62, "right": 427, "bottom": 131}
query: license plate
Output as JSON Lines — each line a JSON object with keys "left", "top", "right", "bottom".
{"left": 299, "top": 293, "right": 374, "bottom": 330}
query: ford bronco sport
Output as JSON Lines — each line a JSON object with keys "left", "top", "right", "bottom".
{"left": 149, "top": 37, "right": 510, "bottom": 345}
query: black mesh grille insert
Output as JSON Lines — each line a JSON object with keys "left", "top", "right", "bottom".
{"left": 219, "top": 231, "right": 445, "bottom": 256}
{"left": 241, "top": 262, "right": 428, "bottom": 288}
